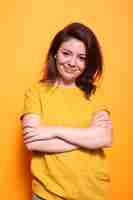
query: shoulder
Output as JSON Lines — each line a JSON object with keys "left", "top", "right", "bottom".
{"left": 89, "top": 87, "right": 111, "bottom": 114}
{"left": 25, "top": 81, "right": 54, "bottom": 95}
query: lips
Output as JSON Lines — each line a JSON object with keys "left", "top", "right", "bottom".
{"left": 63, "top": 66, "right": 77, "bottom": 73}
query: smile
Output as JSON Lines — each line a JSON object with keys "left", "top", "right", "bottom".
{"left": 63, "top": 67, "right": 77, "bottom": 73}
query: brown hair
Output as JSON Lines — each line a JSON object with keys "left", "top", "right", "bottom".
{"left": 41, "top": 22, "right": 103, "bottom": 98}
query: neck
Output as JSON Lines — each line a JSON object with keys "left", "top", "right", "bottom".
{"left": 56, "top": 78, "right": 76, "bottom": 88}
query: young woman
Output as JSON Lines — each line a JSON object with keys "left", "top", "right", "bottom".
{"left": 21, "top": 22, "right": 113, "bottom": 200}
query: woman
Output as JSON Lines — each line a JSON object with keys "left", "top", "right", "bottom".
{"left": 21, "top": 22, "right": 113, "bottom": 200}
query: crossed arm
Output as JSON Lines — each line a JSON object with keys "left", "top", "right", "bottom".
{"left": 21, "top": 111, "right": 113, "bottom": 153}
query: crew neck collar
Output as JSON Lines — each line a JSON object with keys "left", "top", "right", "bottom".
{"left": 56, "top": 85, "right": 79, "bottom": 90}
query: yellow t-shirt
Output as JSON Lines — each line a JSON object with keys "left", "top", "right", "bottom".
{"left": 22, "top": 82, "right": 111, "bottom": 200}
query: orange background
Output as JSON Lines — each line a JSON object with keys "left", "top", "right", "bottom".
{"left": 0, "top": 1, "right": 130, "bottom": 200}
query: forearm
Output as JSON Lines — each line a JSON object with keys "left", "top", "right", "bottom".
{"left": 22, "top": 114, "right": 79, "bottom": 153}
{"left": 55, "top": 126, "right": 112, "bottom": 149}
{"left": 24, "top": 124, "right": 112, "bottom": 151}
{"left": 26, "top": 138, "right": 78, "bottom": 153}
{"left": 22, "top": 113, "right": 112, "bottom": 151}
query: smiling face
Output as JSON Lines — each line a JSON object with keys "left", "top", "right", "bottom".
{"left": 56, "top": 38, "right": 86, "bottom": 86}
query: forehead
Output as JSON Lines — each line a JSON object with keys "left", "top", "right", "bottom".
{"left": 59, "top": 38, "right": 86, "bottom": 54}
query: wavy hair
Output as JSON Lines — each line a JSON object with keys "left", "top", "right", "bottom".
{"left": 41, "top": 22, "right": 103, "bottom": 99}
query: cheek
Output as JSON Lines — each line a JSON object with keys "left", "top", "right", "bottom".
{"left": 79, "top": 63, "right": 86, "bottom": 72}
{"left": 75, "top": 68, "right": 85, "bottom": 78}
{"left": 56, "top": 54, "right": 67, "bottom": 65}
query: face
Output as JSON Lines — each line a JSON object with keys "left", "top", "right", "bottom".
{"left": 56, "top": 38, "right": 86, "bottom": 85}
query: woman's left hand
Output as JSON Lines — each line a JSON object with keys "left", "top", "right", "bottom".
{"left": 90, "top": 110, "right": 112, "bottom": 129}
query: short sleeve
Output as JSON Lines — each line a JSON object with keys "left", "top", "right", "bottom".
{"left": 90, "top": 87, "right": 112, "bottom": 116}
{"left": 20, "top": 84, "right": 41, "bottom": 120}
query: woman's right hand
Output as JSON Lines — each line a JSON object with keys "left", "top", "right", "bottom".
{"left": 22, "top": 114, "right": 56, "bottom": 144}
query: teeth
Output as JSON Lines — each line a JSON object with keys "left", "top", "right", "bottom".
{"left": 64, "top": 68, "right": 76, "bottom": 73}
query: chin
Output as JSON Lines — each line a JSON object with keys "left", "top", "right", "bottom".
{"left": 62, "top": 74, "right": 76, "bottom": 82}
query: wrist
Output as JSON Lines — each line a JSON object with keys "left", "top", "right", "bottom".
{"left": 45, "top": 126, "right": 62, "bottom": 138}
{"left": 54, "top": 126, "right": 63, "bottom": 137}
{"left": 55, "top": 126, "right": 69, "bottom": 138}
{"left": 40, "top": 126, "right": 56, "bottom": 139}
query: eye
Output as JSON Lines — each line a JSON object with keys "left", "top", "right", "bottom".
{"left": 62, "top": 51, "right": 70, "bottom": 56}
{"left": 79, "top": 56, "right": 86, "bottom": 61}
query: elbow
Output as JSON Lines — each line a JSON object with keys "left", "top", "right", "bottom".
{"left": 104, "top": 128, "right": 113, "bottom": 148}
{"left": 104, "top": 138, "right": 112, "bottom": 148}
{"left": 25, "top": 143, "right": 34, "bottom": 152}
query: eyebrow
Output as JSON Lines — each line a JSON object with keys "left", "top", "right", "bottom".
{"left": 61, "top": 48, "right": 86, "bottom": 56}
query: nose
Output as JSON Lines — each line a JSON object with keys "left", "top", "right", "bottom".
{"left": 68, "top": 56, "right": 76, "bottom": 67}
